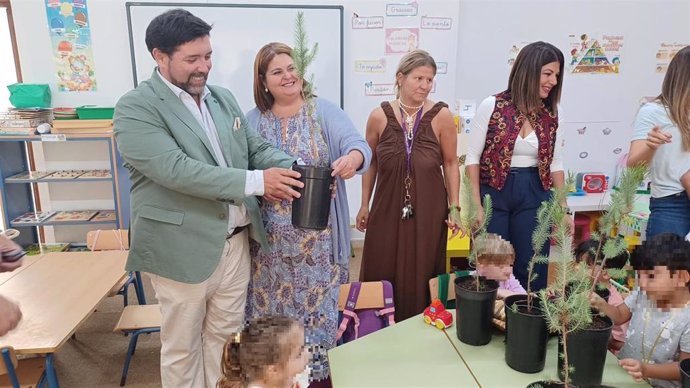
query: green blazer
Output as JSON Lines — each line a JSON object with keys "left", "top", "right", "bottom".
{"left": 114, "top": 70, "right": 294, "bottom": 283}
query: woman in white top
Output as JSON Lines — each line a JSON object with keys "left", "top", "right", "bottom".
{"left": 627, "top": 45, "right": 690, "bottom": 239}
{"left": 465, "top": 41, "right": 571, "bottom": 291}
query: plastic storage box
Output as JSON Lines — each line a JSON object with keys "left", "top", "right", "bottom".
{"left": 76, "top": 106, "right": 115, "bottom": 119}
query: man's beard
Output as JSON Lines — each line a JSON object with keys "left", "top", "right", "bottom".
{"left": 173, "top": 72, "right": 208, "bottom": 97}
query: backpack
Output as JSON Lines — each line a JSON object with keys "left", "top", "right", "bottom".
{"left": 336, "top": 281, "right": 395, "bottom": 344}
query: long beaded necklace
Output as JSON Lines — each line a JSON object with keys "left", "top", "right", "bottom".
{"left": 398, "top": 98, "right": 424, "bottom": 141}
{"left": 398, "top": 100, "right": 424, "bottom": 220}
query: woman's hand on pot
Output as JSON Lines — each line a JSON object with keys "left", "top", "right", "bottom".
{"left": 331, "top": 151, "right": 363, "bottom": 180}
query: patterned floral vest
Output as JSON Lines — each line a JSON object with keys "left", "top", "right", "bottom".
{"left": 479, "top": 90, "right": 558, "bottom": 191}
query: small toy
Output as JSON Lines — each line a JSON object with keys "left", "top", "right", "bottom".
{"left": 423, "top": 299, "right": 453, "bottom": 329}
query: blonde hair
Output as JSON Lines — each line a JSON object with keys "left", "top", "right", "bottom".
{"left": 508, "top": 41, "right": 564, "bottom": 115}
{"left": 253, "top": 42, "right": 313, "bottom": 112}
{"left": 475, "top": 233, "right": 515, "bottom": 265}
{"left": 394, "top": 49, "right": 437, "bottom": 98}
{"left": 657, "top": 45, "right": 690, "bottom": 151}
{"left": 217, "top": 315, "right": 300, "bottom": 388}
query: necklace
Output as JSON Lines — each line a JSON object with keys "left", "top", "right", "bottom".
{"left": 397, "top": 99, "right": 424, "bottom": 140}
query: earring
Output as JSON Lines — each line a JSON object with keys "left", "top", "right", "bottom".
{"left": 264, "top": 87, "right": 268, "bottom": 93}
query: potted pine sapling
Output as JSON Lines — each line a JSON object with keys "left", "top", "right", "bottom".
{"left": 454, "top": 171, "right": 497, "bottom": 346}
{"left": 586, "top": 165, "right": 647, "bottom": 301}
{"left": 529, "top": 207, "right": 593, "bottom": 388}
{"left": 290, "top": 11, "right": 332, "bottom": 230}
{"left": 505, "top": 180, "right": 569, "bottom": 373}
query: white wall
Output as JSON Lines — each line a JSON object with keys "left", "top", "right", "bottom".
{"left": 8, "top": 0, "right": 690, "bottom": 242}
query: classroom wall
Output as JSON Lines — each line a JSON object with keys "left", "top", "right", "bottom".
{"left": 8, "top": 0, "right": 690, "bottom": 242}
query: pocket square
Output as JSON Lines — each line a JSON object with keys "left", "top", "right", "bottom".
{"left": 233, "top": 117, "right": 241, "bottom": 131}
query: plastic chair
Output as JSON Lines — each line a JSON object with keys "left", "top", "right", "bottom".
{"left": 0, "top": 347, "right": 46, "bottom": 388}
{"left": 87, "top": 229, "right": 146, "bottom": 306}
{"left": 113, "top": 304, "right": 162, "bottom": 386}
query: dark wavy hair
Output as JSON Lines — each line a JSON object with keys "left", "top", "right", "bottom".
{"left": 145, "top": 9, "right": 212, "bottom": 56}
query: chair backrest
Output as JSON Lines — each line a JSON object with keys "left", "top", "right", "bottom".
{"left": 0, "top": 347, "right": 20, "bottom": 387}
{"left": 429, "top": 271, "right": 471, "bottom": 307}
{"left": 336, "top": 281, "right": 395, "bottom": 344}
{"left": 87, "top": 229, "right": 129, "bottom": 251}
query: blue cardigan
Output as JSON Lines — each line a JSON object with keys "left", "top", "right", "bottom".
{"left": 246, "top": 97, "right": 372, "bottom": 266}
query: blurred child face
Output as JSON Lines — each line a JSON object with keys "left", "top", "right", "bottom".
{"left": 275, "top": 324, "right": 309, "bottom": 387}
{"left": 478, "top": 262, "right": 513, "bottom": 281}
{"left": 638, "top": 266, "right": 690, "bottom": 303}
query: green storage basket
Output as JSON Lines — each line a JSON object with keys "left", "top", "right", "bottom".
{"left": 76, "top": 105, "right": 115, "bottom": 120}
{"left": 7, "top": 83, "right": 51, "bottom": 108}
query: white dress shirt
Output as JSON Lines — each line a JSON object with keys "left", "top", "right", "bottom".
{"left": 158, "top": 70, "right": 264, "bottom": 232}
{"left": 466, "top": 95, "right": 564, "bottom": 172}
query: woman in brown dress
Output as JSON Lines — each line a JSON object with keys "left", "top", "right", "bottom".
{"left": 356, "top": 50, "right": 460, "bottom": 321}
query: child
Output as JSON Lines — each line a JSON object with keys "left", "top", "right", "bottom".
{"left": 590, "top": 233, "right": 690, "bottom": 387}
{"left": 575, "top": 238, "right": 630, "bottom": 354}
{"left": 218, "top": 315, "right": 310, "bottom": 388}
{"left": 474, "top": 233, "right": 526, "bottom": 300}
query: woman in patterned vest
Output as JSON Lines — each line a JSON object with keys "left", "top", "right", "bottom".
{"left": 465, "top": 41, "right": 573, "bottom": 292}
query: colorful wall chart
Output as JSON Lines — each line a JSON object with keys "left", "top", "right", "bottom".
{"left": 568, "top": 33, "right": 623, "bottom": 74}
{"left": 654, "top": 42, "right": 688, "bottom": 73}
{"left": 44, "top": 0, "right": 98, "bottom": 91}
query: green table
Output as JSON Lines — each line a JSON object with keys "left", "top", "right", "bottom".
{"left": 328, "top": 313, "right": 479, "bottom": 387}
{"left": 445, "top": 312, "right": 648, "bottom": 387}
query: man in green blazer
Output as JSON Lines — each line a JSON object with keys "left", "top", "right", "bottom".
{"left": 113, "top": 9, "right": 302, "bottom": 388}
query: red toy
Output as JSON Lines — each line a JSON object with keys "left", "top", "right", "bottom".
{"left": 423, "top": 299, "right": 453, "bottom": 329}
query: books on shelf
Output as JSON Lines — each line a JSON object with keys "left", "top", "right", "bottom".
{"left": 6, "top": 171, "right": 55, "bottom": 181}
{"left": 92, "top": 210, "right": 116, "bottom": 222}
{"left": 11, "top": 211, "right": 57, "bottom": 225}
{"left": 45, "top": 170, "right": 88, "bottom": 179}
{"left": 25, "top": 242, "right": 71, "bottom": 256}
{"left": 0, "top": 127, "right": 36, "bottom": 135}
{"left": 49, "top": 210, "right": 98, "bottom": 223}
{"left": 51, "top": 119, "right": 113, "bottom": 134}
{"left": 77, "top": 169, "right": 112, "bottom": 179}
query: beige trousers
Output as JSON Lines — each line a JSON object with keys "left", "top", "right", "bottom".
{"left": 147, "top": 230, "right": 250, "bottom": 388}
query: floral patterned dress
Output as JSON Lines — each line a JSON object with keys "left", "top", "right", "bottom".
{"left": 246, "top": 102, "right": 345, "bottom": 380}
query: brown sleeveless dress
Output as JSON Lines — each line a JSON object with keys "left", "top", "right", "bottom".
{"left": 360, "top": 101, "right": 449, "bottom": 322}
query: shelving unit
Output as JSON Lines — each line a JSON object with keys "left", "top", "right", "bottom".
{"left": 0, "top": 133, "right": 131, "bottom": 246}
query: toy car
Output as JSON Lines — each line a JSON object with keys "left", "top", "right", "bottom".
{"left": 423, "top": 299, "right": 453, "bottom": 329}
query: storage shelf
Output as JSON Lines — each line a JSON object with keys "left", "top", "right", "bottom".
{"left": 11, "top": 219, "right": 117, "bottom": 227}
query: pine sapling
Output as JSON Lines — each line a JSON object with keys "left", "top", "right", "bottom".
{"left": 459, "top": 169, "right": 492, "bottom": 292}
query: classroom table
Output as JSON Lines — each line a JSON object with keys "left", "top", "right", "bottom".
{"left": 0, "top": 250, "right": 128, "bottom": 388}
{"left": 0, "top": 254, "right": 43, "bottom": 286}
{"left": 329, "top": 312, "right": 479, "bottom": 387}
{"left": 330, "top": 310, "right": 649, "bottom": 388}
{"left": 445, "top": 312, "right": 647, "bottom": 388}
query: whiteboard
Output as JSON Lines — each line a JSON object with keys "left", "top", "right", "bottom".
{"left": 126, "top": 2, "right": 343, "bottom": 111}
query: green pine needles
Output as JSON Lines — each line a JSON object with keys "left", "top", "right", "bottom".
{"left": 293, "top": 11, "right": 318, "bottom": 99}
{"left": 459, "top": 169, "right": 492, "bottom": 291}
{"left": 536, "top": 164, "right": 647, "bottom": 387}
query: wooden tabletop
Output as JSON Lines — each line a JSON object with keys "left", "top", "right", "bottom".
{"left": 0, "top": 250, "right": 127, "bottom": 354}
{"left": 0, "top": 254, "right": 44, "bottom": 286}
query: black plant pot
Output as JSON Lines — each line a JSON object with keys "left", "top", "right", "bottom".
{"left": 526, "top": 381, "right": 577, "bottom": 388}
{"left": 291, "top": 165, "right": 333, "bottom": 230}
{"left": 557, "top": 315, "right": 613, "bottom": 387}
{"left": 504, "top": 294, "right": 548, "bottom": 373}
{"left": 454, "top": 274, "right": 498, "bottom": 346}
{"left": 681, "top": 358, "right": 690, "bottom": 388}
